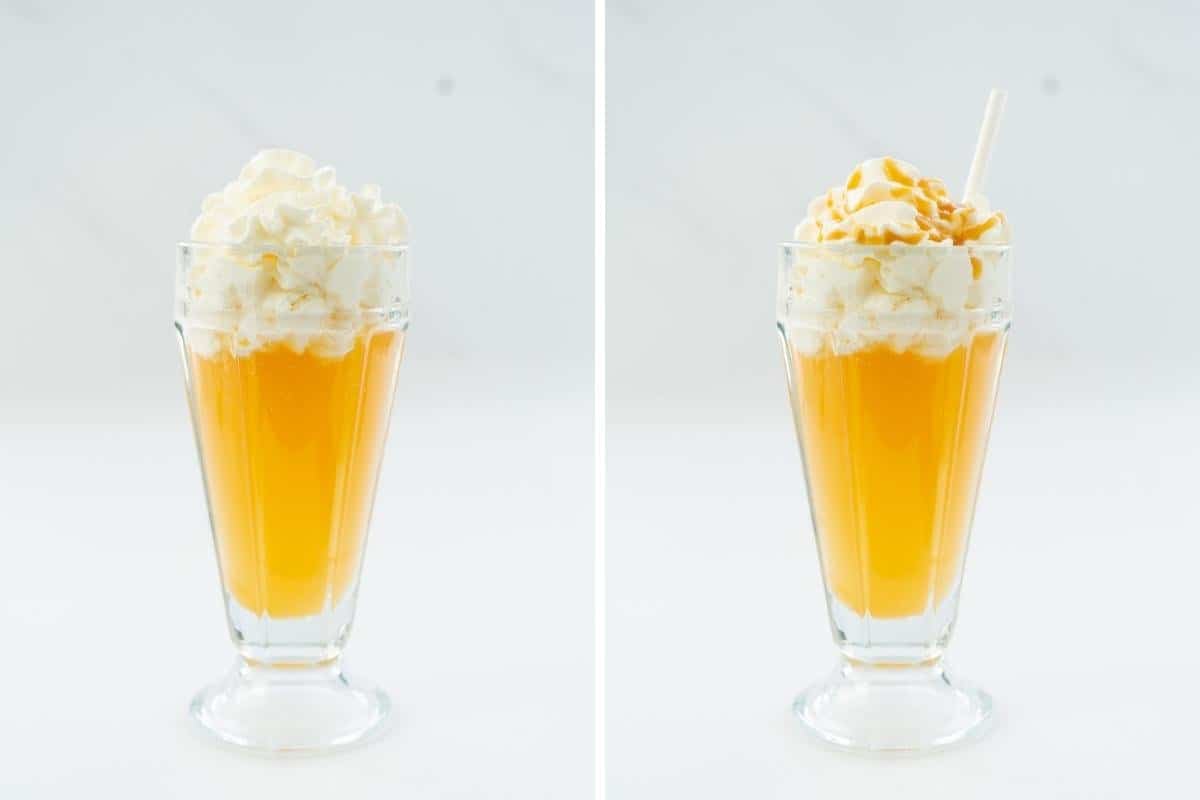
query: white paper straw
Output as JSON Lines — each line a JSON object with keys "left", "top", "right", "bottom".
{"left": 962, "top": 89, "right": 1007, "bottom": 204}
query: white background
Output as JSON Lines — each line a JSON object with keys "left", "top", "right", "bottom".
{"left": 608, "top": 0, "right": 1200, "bottom": 797}
{"left": 0, "top": 1, "right": 593, "bottom": 797}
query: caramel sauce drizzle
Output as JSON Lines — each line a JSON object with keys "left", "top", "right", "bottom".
{"left": 807, "top": 160, "right": 1006, "bottom": 247}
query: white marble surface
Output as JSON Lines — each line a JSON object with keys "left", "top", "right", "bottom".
{"left": 609, "top": 0, "right": 1200, "bottom": 425}
{"left": 608, "top": 1, "right": 1200, "bottom": 796}
{"left": 0, "top": 2, "right": 594, "bottom": 797}
{"left": 0, "top": 0, "right": 593, "bottom": 424}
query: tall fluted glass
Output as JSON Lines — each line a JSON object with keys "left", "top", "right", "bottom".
{"left": 176, "top": 242, "right": 409, "bottom": 753}
{"left": 778, "top": 242, "right": 1011, "bottom": 752}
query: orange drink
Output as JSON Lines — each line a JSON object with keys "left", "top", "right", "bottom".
{"left": 178, "top": 229, "right": 408, "bottom": 752}
{"left": 779, "top": 234, "right": 1010, "bottom": 752}
{"left": 787, "top": 330, "right": 1005, "bottom": 619}
{"left": 782, "top": 147, "right": 1013, "bottom": 752}
{"left": 179, "top": 151, "right": 410, "bottom": 753}
{"left": 187, "top": 329, "right": 404, "bottom": 619}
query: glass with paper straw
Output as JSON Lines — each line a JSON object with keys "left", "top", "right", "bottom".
{"left": 777, "top": 90, "right": 1012, "bottom": 752}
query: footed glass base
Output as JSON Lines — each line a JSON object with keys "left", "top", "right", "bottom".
{"left": 793, "top": 659, "right": 991, "bottom": 753}
{"left": 190, "top": 658, "right": 390, "bottom": 755}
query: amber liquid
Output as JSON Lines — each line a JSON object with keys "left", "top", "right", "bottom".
{"left": 187, "top": 329, "right": 404, "bottom": 619}
{"left": 788, "top": 330, "right": 1006, "bottom": 619}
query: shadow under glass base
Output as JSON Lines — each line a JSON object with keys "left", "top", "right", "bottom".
{"left": 793, "top": 659, "right": 992, "bottom": 753}
{"left": 190, "top": 658, "right": 390, "bottom": 755}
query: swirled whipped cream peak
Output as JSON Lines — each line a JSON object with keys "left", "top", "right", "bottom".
{"left": 190, "top": 149, "right": 407, "bottom": 246}
{"left": 784, "top": 157, "right": 1011, "bottom": 358}
{"left": 181, "top": 149, "right": 409, "bottom": 357}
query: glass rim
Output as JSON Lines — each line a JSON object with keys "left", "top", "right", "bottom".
{"left": 177, "top": 307, "right": 408, "bottom": 319}
{"left": 778, "top": 241, "right": 1010, "bottom": 252}
{"left": 178, "top": 241, "right": 408, "bottom": 254}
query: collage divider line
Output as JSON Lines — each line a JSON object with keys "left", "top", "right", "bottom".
{"left": 593, "top": 0, "right": 606, "bottom": 798}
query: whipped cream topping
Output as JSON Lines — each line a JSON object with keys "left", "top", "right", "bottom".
{"left": 180, "top": 150, "right": 409, "bottom": 357}
{"left": 783, "top": 158, "right": 1011, "bottom": 357}
{"left": 794, "top": 157, "right": 1010, "bottom": 246}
